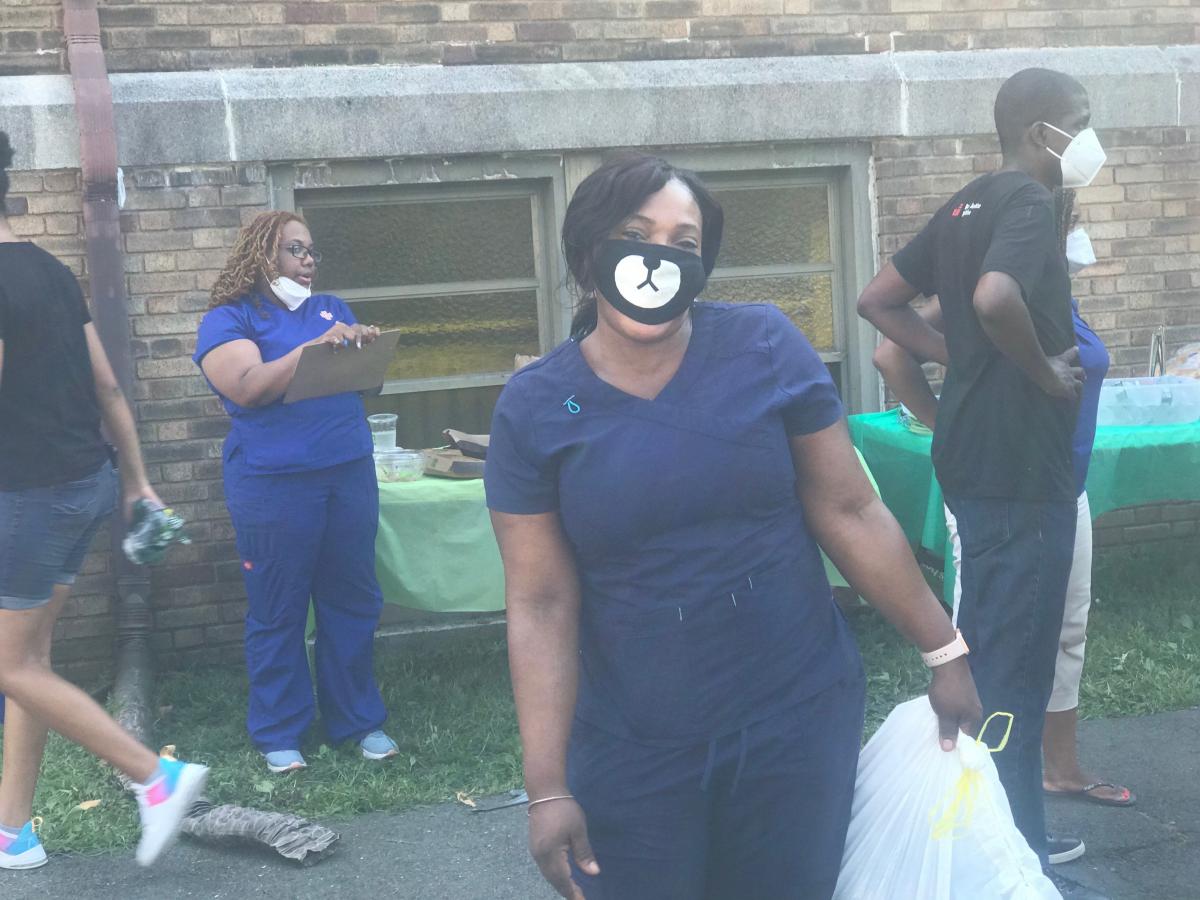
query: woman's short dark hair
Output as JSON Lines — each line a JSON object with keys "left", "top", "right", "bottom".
{"left": 562, "top": 153, "right": 724, "bottom": 338}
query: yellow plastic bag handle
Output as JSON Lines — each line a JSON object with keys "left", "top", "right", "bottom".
{"left": 929, "top": 711, "right": 1014, "bottom": 840}
{"left": 976, "top": 711, "right": 1014, "bottom": 753}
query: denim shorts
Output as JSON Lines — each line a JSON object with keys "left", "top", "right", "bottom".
{"left": 0, "top": 461, "right": 117, "bottom": 610}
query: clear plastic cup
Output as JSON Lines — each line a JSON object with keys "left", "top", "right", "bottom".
{"left": 368, "top": 413, "right": 398, "bottom": 450}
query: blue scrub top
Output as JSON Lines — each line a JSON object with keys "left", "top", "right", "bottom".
{"left": 486, "top": 302, "right": 862, "bottom": 746}
{"left": 1072, "top": 302, "right": 1110, "bottom": 496}
{"left": 194, "top": 293, "right": 373, "bottom": 473}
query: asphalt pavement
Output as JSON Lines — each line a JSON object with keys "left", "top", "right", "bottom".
{"left": 4, "top": 709, "right": 1196, "bottom": 899}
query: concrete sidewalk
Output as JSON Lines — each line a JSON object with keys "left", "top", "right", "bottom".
{"left": 3, "top": 709, "right": 1196, "bottom": 899}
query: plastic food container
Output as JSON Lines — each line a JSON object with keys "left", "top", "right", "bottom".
{"left": 368, "top": 414, "right": 398, "bottom": 450}
{"left": 374, "top": 448, "right": 425, "bottom": 483}
{"left": 1096, "top": 376, "right": 1200, "bottom": 427}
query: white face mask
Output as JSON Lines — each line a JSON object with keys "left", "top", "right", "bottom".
{"left": 1041, "top": 123, "right": 1106, "bottom": 189}
{"left": 268, "top": 276, "right": 311, "bottom": 311}
{"left": 1065, "top": 228, "right": 1096, "bottom": 275}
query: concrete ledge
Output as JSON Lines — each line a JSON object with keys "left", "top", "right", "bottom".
{"left": 893, "top": 46, "right": 1183, "bottom": 136}
{"left": 0, "top": 75, "right": 77, "bottom": 172}
{"left": 1166, "top": 45, "right": 1200, "bottom": 127}
{"left": 1, "top": 45, "right": 1196, "bottom": 171}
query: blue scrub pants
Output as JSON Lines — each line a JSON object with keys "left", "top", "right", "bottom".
{"left": 567, "top": 672, "right": 865, "bottom": 900}
{"left": 225, "top": 453, "right": 388, "bottom": 752}
{"left": 945, "top": 494, "right": 1075, "bottom": 867}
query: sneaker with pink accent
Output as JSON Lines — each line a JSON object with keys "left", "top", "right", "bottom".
{"left": 133, "top": 757, "right": 209, "bottom": 866}
{"left": 0, "top": 818, "right": 47, "bottom": 870}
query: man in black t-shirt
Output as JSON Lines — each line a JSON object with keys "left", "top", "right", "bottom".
{"left": 858, "top": 69, "right": 1107, "bottom": 881}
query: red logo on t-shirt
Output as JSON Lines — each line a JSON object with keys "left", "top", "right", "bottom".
{"left": 951, "top": 204, "right": 964, "bottom": 217}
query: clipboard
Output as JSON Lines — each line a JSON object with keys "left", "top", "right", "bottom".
{"left": 283, "top": 330, "right": 401, "bottom": 404}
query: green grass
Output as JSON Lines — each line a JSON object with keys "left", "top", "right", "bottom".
{"left": 4, "top": 543, "right": 1196, "bottom": 854}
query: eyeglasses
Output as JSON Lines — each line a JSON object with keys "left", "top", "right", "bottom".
{"left": 285, "top": 242, "right": 322, "bottom": 264}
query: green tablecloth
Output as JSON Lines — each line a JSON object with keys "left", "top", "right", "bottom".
{"left": 848, "top": 409, "right": 1200, "bottom": 596}
{"left": 372, "top": 449, "right": 879, "bottom": 612}
{"left": 848, "top": 412, "right": 948, "bottom": 557}
{"left": 371, "top": 413, "right": 1198, "bottom": 613}
{"left": 375, "top": 477, "right": 505, "bottom": 612}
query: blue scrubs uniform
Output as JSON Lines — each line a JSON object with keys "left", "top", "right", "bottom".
{"left": 486, "top": 302, "right": 864, "bottom": 899}
{"left": 1071, "top": 302, "right": 1110, "bottom": 496}
{"left": 195, "top": 293, "right": 387, "bottom": 752}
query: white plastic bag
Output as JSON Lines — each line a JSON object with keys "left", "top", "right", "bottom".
{"left": 833, "top": 696, "right": 1060, "bottom": 900}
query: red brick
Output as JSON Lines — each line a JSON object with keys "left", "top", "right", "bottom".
{"left": 285, "top": 3, "right": 348, "bottom": 25}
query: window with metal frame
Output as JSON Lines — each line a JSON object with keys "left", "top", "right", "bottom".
{"left": 297, "top": 181, "right": 554, "bottom": 396}
{"left": 702, "top": 170, "right": 846, "bottom": 393}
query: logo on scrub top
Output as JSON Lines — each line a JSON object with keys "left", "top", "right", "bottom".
{"left": 320, "top": 310, "right": 334, "bottom": 321}
{"left": 951, "top": 202, "right": 982, "bottom": 218}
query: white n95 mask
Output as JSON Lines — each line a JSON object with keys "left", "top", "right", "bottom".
{"left": 269, "top": 276, "right": 311, "bottom": 311}
{"left": 1041, "top": 124, "right": 1107, "bottom": 189}
{"left": 1065, "top": 228, "right": 1097, "bottom": 275}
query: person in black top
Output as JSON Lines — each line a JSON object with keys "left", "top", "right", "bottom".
{"left": 0, "top": 131, "right": 208, "bottom": 871}
{"left": 858, "top": 69, "right": 1104, "bottom": 877}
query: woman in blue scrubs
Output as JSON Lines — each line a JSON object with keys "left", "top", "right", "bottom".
{"left": 485, "top": 155, "right": 983, "bottom": 900}
{"left": 195, "top": 211, "right": 397, "bottom": 773}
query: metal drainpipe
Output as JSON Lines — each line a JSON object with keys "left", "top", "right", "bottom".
{"left": 61, "top": 0, "right": 155, "bottom": 748}
{"left": 55, "top": 7, "right": 339, "bottom": 863}
{"left": 53, "top": 8, "right": 339, "bottom": 864}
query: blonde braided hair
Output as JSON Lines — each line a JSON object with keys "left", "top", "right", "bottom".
{"left": 209, "top": 211, "right": 306, "bottom": 308}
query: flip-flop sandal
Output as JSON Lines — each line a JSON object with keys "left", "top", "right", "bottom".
{"left": 1045, "top": 781, "right": 1136, "bottom": 807}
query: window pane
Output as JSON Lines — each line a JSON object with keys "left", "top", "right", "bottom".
{"left": 303, "top": 195, "right": 536, "bottom": 289}
{"left": 352, "top": 290, "right": 540, "bottom": 380}
{"left": 709, "top": 185, "right": 831, "bottom": 267}
{"left": 707, "top": 274, "right": 835, "bottom": 351}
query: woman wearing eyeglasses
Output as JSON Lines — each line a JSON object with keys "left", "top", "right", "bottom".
{"left": 194, "top": 211, "right": 397, "bottom": 773}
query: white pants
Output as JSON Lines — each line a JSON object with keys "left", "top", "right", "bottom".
{"left": 946, "top": 491, "right": 1093, "bottom": 713}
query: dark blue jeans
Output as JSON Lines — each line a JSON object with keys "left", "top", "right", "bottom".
{"left": 0, "top": 461, "right": 117, "bottom": 609}
{"left": 945, "top": 494, "right": 1076, "bottom": 867}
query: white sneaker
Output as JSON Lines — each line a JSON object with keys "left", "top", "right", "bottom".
{"left": 1046, "top": 833, "right": 1086, "bottom": 865}
{"left": 133, "top": 757, "right": 209, "bottom": 866}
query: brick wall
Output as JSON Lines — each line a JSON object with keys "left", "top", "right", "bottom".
{"left": 11, "top": 124, "right": 1194, "bottom": 677}
{"left": 2, "top": 0, "right": 1197, "bottom": 75}
{"left": 4, "top": 3, "right": 1197, "bottom": 676}
{"left": 873, "top": 125, "right": 1200, "bottom": 552}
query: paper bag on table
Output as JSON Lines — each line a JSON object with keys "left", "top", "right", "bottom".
{"left": 423, "top": 449, "right": 485, "bottom": 479}
{"left": 443, "top": 429, "right": 489, "bottom": 460}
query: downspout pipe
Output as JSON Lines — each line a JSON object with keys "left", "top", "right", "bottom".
{"left": 61, "top": 0, "right": 155, "bottom": 746}
{"left": 56, "top": 6, "right": 339, "bottom": 862}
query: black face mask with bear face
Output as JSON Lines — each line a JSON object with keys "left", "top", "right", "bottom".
{"left": 594, "top": 239, "right": 708, "bottom": 326}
